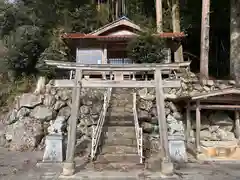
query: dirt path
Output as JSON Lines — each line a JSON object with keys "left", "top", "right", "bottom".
{"left": 0, "top": 147, "right": 61, "bottom": 180}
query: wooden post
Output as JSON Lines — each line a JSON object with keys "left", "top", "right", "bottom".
{"left": 155, "top": 68, "right": 173, "bottom": 175}
{"left": 102, "top": 45, "right": 107, "bottom": 80}
{"left": 235, "top": 111, "right": 240, "bottom": 139}
{"left": 186, "top": 102, "right": 191, "bottom": 142}
{"left": 195, "top": 100, "right": 201, "bottom": 152}
{"left": 200, "top": 0, "right": 210, "bottom": 81}
{"left": 132, "top": 72, "right": 136, "bottom": 80}
{"left": 63, "top": 70, "right": 82, "bottom": 176}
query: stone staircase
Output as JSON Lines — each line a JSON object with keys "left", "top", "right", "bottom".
{"left": 93, "top": 88, "right": 144, "bottom": 171}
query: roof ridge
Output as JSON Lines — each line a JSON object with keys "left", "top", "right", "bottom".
{"left": 89, "top": 16, "right": 140, "bottom": 35}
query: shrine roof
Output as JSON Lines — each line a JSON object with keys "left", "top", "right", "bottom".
{"left": 61, "top": 32, "right": 186, "bottom": 40}
{"left": 62, "top": 16, "right": 186, "bottom": 41}
{"left": 89, "top": 16, "right": 141, "bottom": 35}
{"left": 191, "top": 87, "right": 240, "bottom": 100}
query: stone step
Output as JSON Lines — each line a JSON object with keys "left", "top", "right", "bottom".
{"left": 58, "top": 170, "right": 178, "bottom": 180}
{"left": 107, "top": 113, "right": 133, "bottom": 118}
{"left": 105, "top": 127, "right": 136, "bottom": 138}
{"left": 92, "top": 162, "right": 144, "bottom": 171}
{"left": 107, "top": 116, "right": 133, "bottom": 120}
{"left": 97, "top": 154, "right": 140, "bottom": 163}
{"left": 110, "top": 95, "right": 132, "bottom": 99}
{"left": 106, "top": 120, "right": 134, "bottom": 126}
{"left": 101, "top": 145, "right": 138, "bottom": 154}
{"left": 108, "top": 108, "right": 133, "bottom": 112}
{"left": 105, "top": 131, "right": 136, "bottom": 139}
{"left": 104, "top": 138, "right": 137, "bottom": 146}
{"left": 106, "top": 126, "right": 135, "bottom": 132}
{"left": 112, "top": 92, "right": 133, "bottom": 95}
{"left": 109, "top": 98, "right": 132, "bottom": 102}
{"left": 111, "top": 93, "right": 132, "bottom": 96}
{"left": 112, "top": 94, "right": 133, "bottom": 96}
{"left": 109, "top": 108, "right": 133, "bottom": 112}
{"left": 108, "top": 107, "right": 133, "bottom": 113}
{"left": 110, "top": 101, "right": 133, "bottom": 105}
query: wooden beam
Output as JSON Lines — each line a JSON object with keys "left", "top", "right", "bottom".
{"left": 67, "top": 70, "right": 172, "bottom": 75}
{"left": 235, "top": 111, "right": 240, "bottom": 139}
{"left": 191, "top": 88, "right": 240, "bottom": 100}
{"left": 155, "top": 68, "right": 171, "bottom": 162}
{"left": 195, "top": 100, "right": 201, "bottom": 153}
{"left": 63, "top": 70, "right": 82, "bottom": 176}
{"left": 44, "top": 60, "right": 191, "bottom": 71}
{"left": 186, "top": 102, "right": 191, "bottom": 142}
{"left": 197, "top": 97, "right": 240, "bottom": 104}
{"left": 102, "top": 45, "right": 107, "bottom": 79}
{"left": 82, "top": 79, "right": 180, "bottom": 88}
{"left": 50, "top": 79, "right": 181, "bottom": 88}
{"left": 189, "top": 104, "right": 240, "bottom": 110}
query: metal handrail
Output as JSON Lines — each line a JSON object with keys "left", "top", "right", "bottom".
{"left": 133, "top": 93, "right": 143, "bottom": 163}
{"left": 91, "top": 88, "right": 112, "bottom": 159}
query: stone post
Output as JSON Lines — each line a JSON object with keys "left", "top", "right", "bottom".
{"left": 63, "top": 70, "right": 82, "bottom": 176}
{"left": 43, "top": 116, "right": 65, "bottom": 162}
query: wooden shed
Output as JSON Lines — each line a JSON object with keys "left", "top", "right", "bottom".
{"left": 185, "top": 88, "right": 240, "bottom": 160}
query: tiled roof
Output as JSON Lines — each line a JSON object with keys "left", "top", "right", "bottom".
{"left": 62, "top": 32, "right": 186, "bottom": 40}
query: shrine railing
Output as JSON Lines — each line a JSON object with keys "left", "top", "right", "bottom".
{"left": 91, "top": 87, "right": 112, "bottom": 160}
{"left": 133, "top": 93, "right": 143, "bottom": 163}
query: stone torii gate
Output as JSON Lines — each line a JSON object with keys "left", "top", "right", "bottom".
{"left": 45, "top": 60, "right": 190, "bottom": 176}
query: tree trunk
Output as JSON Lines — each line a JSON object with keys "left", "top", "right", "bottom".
{"left": 115, "top": 0, "right": 119, "bottom": 20}
{"left": 200, "top": 0, "right": 210, "bottom": 81}
{"left": 122, "top": 0, "right": 126, "bottom": 15}
{"left": 97, "top": 0, "right": 100, "bottom": 11}
{"left": 156, "top": 0, "right": 163, "bottom": 33}
{"left": 110, "top": 0, "right": 115, "bottom": 21}
{"left": 172, "top": 0, "right": 184, "bottom": 62}
{"left": 230, "top": 0, "right": 240, "bottom": 83}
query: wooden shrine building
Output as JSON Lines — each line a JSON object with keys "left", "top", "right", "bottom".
{"left": 62, "top": 16, "right": 186, "bottom": 79}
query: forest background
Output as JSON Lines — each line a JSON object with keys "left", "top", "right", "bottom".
{"left": 0, "top": 0, "right": 230, "bottom": 106}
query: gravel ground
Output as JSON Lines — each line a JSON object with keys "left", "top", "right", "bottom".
{"left": 176, "top": 162, "right": 240, "bottom": 180}
{"left": 1, "top": 147, "right": 240, "bottom": 180}
{"left": 0, "top": 147, "right": 61, "bottom": 180}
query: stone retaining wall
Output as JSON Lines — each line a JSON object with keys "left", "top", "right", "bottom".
{"left": 0, "top": 84, "right": 105, "bottom": 151}
{"left": 137, "top": 85, "right": 239, "bottom": 156}
{"left": 0, "top": 71, "right": 239, "bottom": 156}
{"left": 136, "top": 88, "right": 185, "bottom": 157}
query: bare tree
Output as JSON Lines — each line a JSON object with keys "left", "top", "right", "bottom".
{"left": 171, "top": 0, "right": 184, "bottom": 62}
{"left": 230, "top": 0, "right": 240, "bottom": 83}
{"left": 156, "top": 0, "right": 163, "bottom": 33}
{"left": 200, "top": 0, "right": 210, "bottom": 81}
